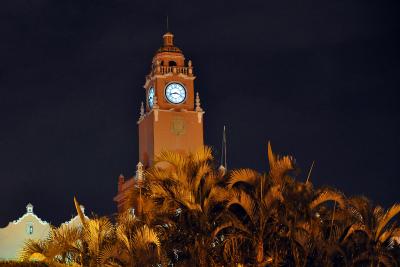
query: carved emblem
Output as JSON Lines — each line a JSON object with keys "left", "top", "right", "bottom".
{"left": 171, "top": 117, "right": 186, "bottom": 136}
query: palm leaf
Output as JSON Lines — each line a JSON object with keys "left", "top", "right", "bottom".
{"left": 375, "top": 203, "right": 400, "bottom": 240}
{"left": 342, "top": 223, "right": 371, "bottom": 242}
{"left": 73, "top": 196, "right": 87, "bottom": 228}
{"left": 227, "top": 168, "right": 260, "bottom": 189}
{"left": 192, "top": 146, "right": 213, "bottom": 164}
{"left": 227, "top": 190, "right": 257, "bottom": 225}
{"left": 267, "top": 141, "right": 276, "bottom": 168}
{"left": 310, "top": 189, "right": 346, "bottom": 210}
{"left": 155, "top": 150, "right": 187, "bottom": 169}
{"left": 192, "top": 162, "right": 211, "bottom": 193}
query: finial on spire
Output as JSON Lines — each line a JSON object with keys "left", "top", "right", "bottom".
{"left": 140, "top": 102, "right": 144, "bottom": 116}
{"left": 137, "top": 102, "right": 145, "bottom": 124}
{"left": 188, "top": 60, "right": 193, "bottom": 76}
{"left": 195, "top": 92, "right": 203, "bottom": 112}
{"left": 136, "top": 162, "right": 144, "bottom": 182}
{"left": 26, "top": 203, "right": 33, "bottom": 213}
{"left": 166, "top": 15, "right": 169, "bottom": 32}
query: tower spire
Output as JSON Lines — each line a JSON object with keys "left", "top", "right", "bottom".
{"left": 166, "top": 15, "right": 169, "bottom": 32}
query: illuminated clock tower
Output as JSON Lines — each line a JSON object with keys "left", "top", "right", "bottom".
{"left": 138, "top": 32, "right": 204, "bottom": 167}
{"left": 114, "top": 32, "right": 205, "bottom": 212}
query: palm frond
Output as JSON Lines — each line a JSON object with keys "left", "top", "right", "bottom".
{"left": 132, "top": 225, "right": 161, "bottom": 255}
{"left": 203, "top": 186, "right": 231, "bottom": 215}
{"left": 227, "top": 168, "right": 260, "bottom": 189}
{"left": 155, "top": 150, "right": 187, "bottom": 169}
{"left": 192, "top": 162, "right": 212, "bottom": 193}
{"left": 227, "top": 190, "right": 257, "bottom": 225}
{"left": 310, "top": 189, "right": 346, "bottom": 210}
{"left": 342, "top": 223, "right": 371, "bottom": 242}
{"left": 20, "top": 239, "right": 48, "bottom": 261}
{"left": 73, "top": 197, "right": 87, "bottom": 228}
{"left": 263, "top": 184, "right": 284, "bottom": 208}
{"left": 267, "top": 141, "right": 276, "bottom": 168}
{"left": 191, "top": 146, "right": 213, "bottom": 164}
{"left": 84, "top": 217, "right": 115, "bottom": 258}
{"left": 376, "top": 203, "right": 400, "bottom": 240}
{"left": 374, "top": 206, "right": 385, "bottom": 223}
{"left": 267, "top": 141, "right": 295, "bottom": 185}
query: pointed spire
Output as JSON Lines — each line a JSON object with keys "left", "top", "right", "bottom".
{"left": 137, "top": 102, "right": 145, "bottom": 124}
{"left": 188, "top": 60, "right": 193, "bottom": 76}
{"left": 195, "top": 92, "right": 203, "bottom": 112}
{"left": 140, "top": 102, "right": 144, "bottom": 116}
{"left": 136, "top": 162, "right": 144, "bottom": 182}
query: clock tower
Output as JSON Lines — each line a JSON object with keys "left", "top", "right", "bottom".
{"left": 138, "top": 32, "right": 204, "bottom": 167}
{"left": 114, "top": 32, "right": 205, "bottom": 212}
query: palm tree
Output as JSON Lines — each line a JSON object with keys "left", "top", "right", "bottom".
{"left": 219, "top": 142, "right": 295, "bottom": 266}
{"left": 112, "top": 211, "right": 164, "bottom": 267}
{"left": 342, "top": 197, "right": 400, "bottom": 266}
{"left": 20, "top": 223, "right": 82, "bottom": 266}
{"left": 145, "top": 146, "right": 230, "bottom": 266}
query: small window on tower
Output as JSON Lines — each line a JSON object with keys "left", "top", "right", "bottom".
{"left": 169, "top": 61, "right": 177, "bottom": 66}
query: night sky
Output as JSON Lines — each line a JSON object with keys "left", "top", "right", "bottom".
{"left": 0, "top": 0, "right": 399, "bottom": 227}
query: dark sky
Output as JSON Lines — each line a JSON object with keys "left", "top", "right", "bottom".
{"left": 0, "top": 0, "right": 399, "bottom": 226}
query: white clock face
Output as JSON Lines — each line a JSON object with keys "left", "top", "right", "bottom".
{"left": 165, "top": 83, "right": 186, "bottom": 104}
{"left": 148, "top": 87, "right": 155, "bottom": 108}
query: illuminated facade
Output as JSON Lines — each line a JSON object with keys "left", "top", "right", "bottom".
{"left": 0, "top": 204, "right": 50, "bottom": 260}
{"left": 0, "top": 203, "right": 88, "bottom": 261}
{"left": 114, "top": 32, "right": 205, "bottom": 212}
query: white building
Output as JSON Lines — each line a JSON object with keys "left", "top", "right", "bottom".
{"left": 0, "top": 203, "right": 87, "bottom": 261}
{"left": 0, "top": 204, "right": 50, "bottom": 260}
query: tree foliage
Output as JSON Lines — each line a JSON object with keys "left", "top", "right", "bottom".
{"left": 20, "top": 144, "right": 400, "bottom": 266}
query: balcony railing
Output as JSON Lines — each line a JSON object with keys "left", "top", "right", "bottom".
{"left": 152, "top": 65, "right": 193, "bottom": 76}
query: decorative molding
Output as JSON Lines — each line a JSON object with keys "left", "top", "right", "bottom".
{"left": 61, "top": 205, "right": 89, "bottom": 227}
{"left": 11, "top": 212, "right": 48, "bottom": 226}
{"left": 171, "top": 117, "right": 186, "bottom": 136}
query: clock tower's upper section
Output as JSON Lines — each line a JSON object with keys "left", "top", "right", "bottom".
{"left": 144, "top": 32, "right": 195, "bottom": 111}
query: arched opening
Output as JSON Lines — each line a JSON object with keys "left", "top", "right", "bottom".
{"left": 168, "top": 61, "right": 177, "bottom": 66}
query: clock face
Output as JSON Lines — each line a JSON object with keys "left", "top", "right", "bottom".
{"left": 165, "top": 83, "right": 186, "bottom": 104}
{"left": 148, "top": 87, "right": 155, "bottom": 108}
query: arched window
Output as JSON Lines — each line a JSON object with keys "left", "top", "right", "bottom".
{"left": 169, "top": 61, "right": 177, "bottom": 66}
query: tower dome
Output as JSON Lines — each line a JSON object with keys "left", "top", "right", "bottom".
{"left": 156, "top": 32, "right": 182, "bottom": 54}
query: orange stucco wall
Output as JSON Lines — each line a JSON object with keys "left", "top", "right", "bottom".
{"left": 139, "top": 110, "right": 203, "bottom": 167}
